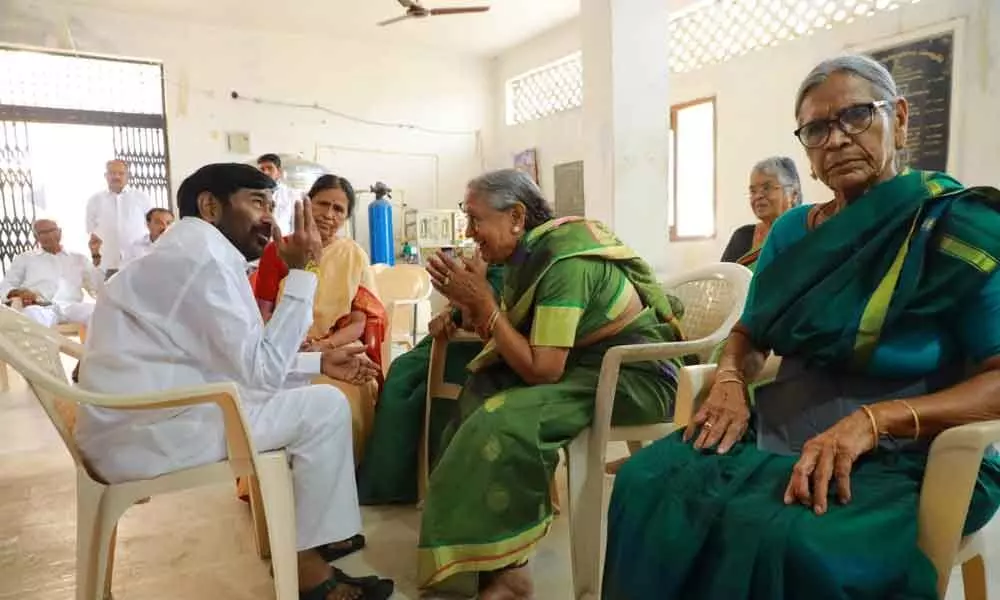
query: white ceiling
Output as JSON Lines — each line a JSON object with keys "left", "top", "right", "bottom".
{"left": 58, "top": 0, "right": 709, "bottom": 57}
{"left": 61, "top": 0, "right": 581, "bottom": 57}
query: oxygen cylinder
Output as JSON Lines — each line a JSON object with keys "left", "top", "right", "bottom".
{"left": 368, "top": 182, "right": 395, "bottom": 265}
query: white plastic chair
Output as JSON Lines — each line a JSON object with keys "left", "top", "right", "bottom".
{"left": 0, "top": 297, "right": 85, "bottom": 392}
{"left": 566, "top": 262, "right": 753, "bottom": 600}
{"left": 372, "top": 263, "right": 433, "bottom": 366}
{"left": 674, "top": 359, "right": 993, "bottom": 600}
{"left": 0, "top": 306, "right": 299, "bottom": 600}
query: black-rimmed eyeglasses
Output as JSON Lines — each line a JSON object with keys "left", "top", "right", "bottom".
{"left": 793, "top": 100, "right": 891, "bottom": 149}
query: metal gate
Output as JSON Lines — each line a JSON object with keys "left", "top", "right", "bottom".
{"left": 0, "top": 48, "right": 170, "bottom": 273}
{"left": 0, "top": 120, "right": 35, "bottom": 273}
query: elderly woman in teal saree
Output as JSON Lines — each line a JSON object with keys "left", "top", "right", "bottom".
{"left": 603, "top": 55, "right": 1000, "bottom": 600}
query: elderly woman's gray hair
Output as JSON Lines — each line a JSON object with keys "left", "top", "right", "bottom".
{"left": 752, "top": 156, "right": 803, "bottom": 207}
{"left": 794, "top": 54, "right": 899, "bottom": 116}
{"left": 467, "top": 169, "right": 555, "bottom": 230}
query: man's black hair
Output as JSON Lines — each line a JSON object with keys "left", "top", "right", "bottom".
{"left": 145, "top": 207, "right": 173, "bottom": 222}
{"left": 256, "top": 153, "right": 282, "bottom": 169}
{"left": 177, "top": 163, "right": 276, "bottom": 218}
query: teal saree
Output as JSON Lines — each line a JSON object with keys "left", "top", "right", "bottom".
{"left": 603, "top": 170, "right": 1000, "bottom": 600}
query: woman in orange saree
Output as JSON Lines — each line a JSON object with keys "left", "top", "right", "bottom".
{"left": 253, "top": 174, "right": 387, "bottom": 374}
{"left": 239, "top": 175, "right": 387, "bottom": 519}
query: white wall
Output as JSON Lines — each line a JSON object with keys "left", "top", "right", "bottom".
{"left": 2, "top": 0, "right": 491, "bottom": 214}
{"left": 487, "top": 0, "right": 1000, "bottom": 269}
{"left": 485, "top": 20, "right": 584, "bottom": 201}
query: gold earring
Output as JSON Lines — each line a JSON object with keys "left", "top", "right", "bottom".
{"left": 513, "top": 225, "right": 521, "bottom": 233}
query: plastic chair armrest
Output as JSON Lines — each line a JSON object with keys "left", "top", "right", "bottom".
{"left": 673, "top": 364, "right": 719, "bottom": 427}
{"left": 588, "top": 339, "right": 719, "bottom": 467}
{"left": 77, "top": 382, "right": 258, "bottom": 476}
{"left": 918, "top": 419, "right": 1000, "bottom": 593}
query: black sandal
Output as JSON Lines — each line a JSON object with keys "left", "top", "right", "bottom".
{"left": 299, "top": 571, "right": 394, "bottom": 600}
{"left": 316, "top": 534, "right": 366, "bottom": 562}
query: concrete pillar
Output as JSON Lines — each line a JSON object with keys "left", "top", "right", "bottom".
{"left": 581, "top": 0, "right": 673, "bottom": 273}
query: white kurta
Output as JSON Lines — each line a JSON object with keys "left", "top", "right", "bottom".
{"left": 75, "top": 217, "right": 361, "bottom": 550}
{"left": 273, "top": 182, "right": 300, "bottom": 236}
{"left": 121, "top": 233, "right": 154, "bottom": 264}
{"left": 0, "top": 248, "right": 102, "bottom": 327}
{"left": 85, "top": 188, "right": 153, "bottom": 270}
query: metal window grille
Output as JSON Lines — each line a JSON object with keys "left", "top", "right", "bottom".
{"left": 0, "top": 49, "right": 163, "bottom": 114}
{"left": 506, "top": 52, "right": 583, "bottom": 125}
{"left": 504, "top": 0, "right": 924, "bottom": 121}
{"left": 669, "top": 0, "right": 924, "bottom": 74}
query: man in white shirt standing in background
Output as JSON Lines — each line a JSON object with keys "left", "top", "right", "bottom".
{"left": 256, "top": 153, "right": 297, "bottom": 234}
{"left": 122, "top": 207, "right": 174, "bottom": 264}
{"left": 0, "top": 218, "right": 103, "bottom": 327}
{"left": 75, "top": 163, "right": 393, "bottom": 599}
{"left": 85, "top": 159, "right": 153, "bottom": 273}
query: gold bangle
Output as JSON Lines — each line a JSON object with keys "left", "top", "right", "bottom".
{"left": 898, "top": 400, "right": 921, "bottom": 440}
{"left": 860, "top": 405, "right": 880, "bottom": 449}
{"left": 486, "top": 309, "right": 501, "bottom": 335}
{"left": 715, "top": 376, "right": 744, "bottom": 386}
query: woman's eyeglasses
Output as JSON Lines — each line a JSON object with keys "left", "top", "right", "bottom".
{"left": 793, "top": 100, "right": 891, "bottom": 149}
{"left": 748, "top": 183, "right": 783, "bottom": 199}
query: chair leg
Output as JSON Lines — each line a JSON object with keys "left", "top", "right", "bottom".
{"left": 256, "top": 453, "right": 299, "bottom": 600}
{"left": 0, "top": 361, "right": 9, "bottom": 393}
{"left": 103, "top": 526, "right": 117, "bottom": 600}
{"left": 247, "top": 475, "right": 272, "bottom": 559}
{"left": 566, "top": 430, "right": 602, "bottom": 600}
{"left": 961, "top": 554, "right": 987, "bottom": 600}
{"left": 75, "top": 476, "right": 118, "bottom": 600}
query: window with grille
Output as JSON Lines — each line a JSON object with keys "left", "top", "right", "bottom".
{"left": 669, "top": 0, "right": 923, "bottom": 74}
{"left": 505, "top": 52, "right": 583, "bottom": 125}
{"left": 669, "top": 98, "right": 716, "bottom": 240}
{"left": 0, "top": 49, "right": 163, "bottom": 114}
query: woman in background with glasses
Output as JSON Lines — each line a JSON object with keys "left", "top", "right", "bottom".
{"left": 720, "top": 156, "right": 803, "bottom": 269}
{"left": 603, "top": 54, "right": 1000, "bottom": 599}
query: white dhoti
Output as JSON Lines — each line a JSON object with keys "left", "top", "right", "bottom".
{"left": 76, "top": 384, "right": 360, "bottom": 551}
{"left": 21, "top": 302, "right": 94, "bottom": 328}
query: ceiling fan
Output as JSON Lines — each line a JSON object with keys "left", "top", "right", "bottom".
{"left": 377, "top": 0, "right": 490, "bottom": 27}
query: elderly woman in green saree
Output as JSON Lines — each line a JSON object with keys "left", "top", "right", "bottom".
{"left": 603, "top": 55, "right": 1000, "bottom": 600}
{"left": 356, "top": 264, "right": 504, "bottom": 505}
{"left": 419, "top": 169, "right": 687, "bottom": 599}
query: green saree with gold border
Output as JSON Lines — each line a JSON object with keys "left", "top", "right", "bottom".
{"left": 417, "top": 217, "right": 686, "bottom": 590}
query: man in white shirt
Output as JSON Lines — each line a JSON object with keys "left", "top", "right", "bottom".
{"left": 85, "top": 160, "right": 154, "bottom": 272}
{"left": 75, "top": 163, "right": 393, "bottom": 599}
{"left": 0, "top": 218, "right": 103, "bottom": 328}
{"left": 257, "top": 153, "right": 298, "bottom": 234}
{"left": 122, "top": 207, "right": 174, "bottom": 264}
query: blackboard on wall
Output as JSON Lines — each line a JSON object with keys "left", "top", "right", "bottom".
{"left": 868, "top": 31, "right": 954, "bottom": 173}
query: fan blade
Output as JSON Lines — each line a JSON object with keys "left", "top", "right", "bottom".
{"left": 396, "top": 0, "right": 420, "bottom": 8}
{"left": 429, "top": 6, "right": 490, "bottom": 16}
{"left": 378, "top": 14, "right": 416, "bottom": 26}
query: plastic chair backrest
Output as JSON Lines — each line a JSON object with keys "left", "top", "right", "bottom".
{"left": 374, "top": 264, "right": 432, "bottom": 336}
{"left": 0, "top": 306, "right": 89, "bottom": 471}
{"left": 661, "top": 262, "right": 752, "bottom": 343}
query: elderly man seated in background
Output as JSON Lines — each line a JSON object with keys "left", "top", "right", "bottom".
{"left": 122, "top": 207, "right": 174, "bottom": 263}
{"left": 0, "top": 218, "right": 103, "bottom": 328}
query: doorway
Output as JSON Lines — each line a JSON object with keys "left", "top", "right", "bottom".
{"left": 0, "top": 46, "right": 171, "bottom": 273}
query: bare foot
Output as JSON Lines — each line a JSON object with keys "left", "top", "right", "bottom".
{"left": 480, "top": 565, "right": 533, "bottom": 600}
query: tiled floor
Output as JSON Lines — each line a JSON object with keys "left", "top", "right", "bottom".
{"left": 0, "top": 362, "right": 575, "bottom": 600}
{"left": 0, "top": 360, "right": 993, "bottom": 599}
